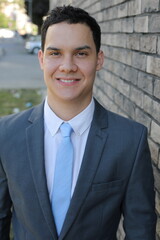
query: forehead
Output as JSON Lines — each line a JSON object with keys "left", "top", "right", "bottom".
{"left": 45, "top": 22, "right": 95, "bottom": 49}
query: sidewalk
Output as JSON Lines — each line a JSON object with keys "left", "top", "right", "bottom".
{"left": 0, "top": 47, "right": 5, "bottom": 58}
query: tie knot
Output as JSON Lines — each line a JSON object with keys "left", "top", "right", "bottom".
{"left": 60, "top": 123, "right": 72, "bottom": 137}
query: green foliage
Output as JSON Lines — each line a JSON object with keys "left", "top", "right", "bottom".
{"left": 0, "top": 0, "right": 24, "bottom": 29}
{"left": 15, "top": 0, "right": 24, "bottom": 8}
{"left": 0, "top": 89, "right": 42, "bottom": 117}
{"left": 0, "top": 12, "right": 10, "bottom": 28}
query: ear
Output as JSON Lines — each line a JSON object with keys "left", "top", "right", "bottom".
{"left": 38, "top": 50, "right": 44, "bottom": 70}
{"left": 96, "top": 50, "right": 104, "bottom": 71}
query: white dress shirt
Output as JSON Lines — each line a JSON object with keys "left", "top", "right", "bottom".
{"left": 44, "top": 98, "right": 95, "bottom": 200}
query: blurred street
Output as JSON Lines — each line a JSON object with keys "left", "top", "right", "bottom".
{"left": 0, "top": 37, "right": 45, "bottom": 89}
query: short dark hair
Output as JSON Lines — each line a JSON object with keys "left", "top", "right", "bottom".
{"left": 41, "top": 5, "right": 101, "bottom": 53}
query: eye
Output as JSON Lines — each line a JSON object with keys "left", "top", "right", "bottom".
{"left": 49, "top": 51, "right": 61, "bottom": 56}
{"left": 76, "top": 51, "right": 88, "bottom": 57}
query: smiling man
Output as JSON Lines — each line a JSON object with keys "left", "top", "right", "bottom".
{"left": 0, "top": 5, "right": 156, "bottom": 240}
{"left": 38, "top": 22, "right": 104, "bottom": 120}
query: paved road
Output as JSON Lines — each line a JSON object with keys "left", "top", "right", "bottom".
{"left": 0, "top": 37, "right": 45, "bottom": 89}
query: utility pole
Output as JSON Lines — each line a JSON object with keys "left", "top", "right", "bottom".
{"left": 28, "top": 0, "right": 32, "bottom": 22}
{"left": 25, "top": 0, "right": 32, "bottom": 22}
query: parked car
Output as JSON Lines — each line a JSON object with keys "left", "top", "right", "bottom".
{"left": 0, "top": 28, "right": 15, "bottom": 38}
{"left": 25, "top": 35, "right": 41, "bottom": 54}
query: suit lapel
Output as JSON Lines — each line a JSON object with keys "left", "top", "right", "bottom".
{"left": 59, "top": 100, "right": 109, "bottom": 240}
{"left": 26, "top": 103, "right": 58, "bottom": 240}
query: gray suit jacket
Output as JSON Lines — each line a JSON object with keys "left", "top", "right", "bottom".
{"left": 0, "top": 100, "right": 156, "bottom": 240}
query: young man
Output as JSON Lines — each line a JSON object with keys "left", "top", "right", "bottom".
{"left": 0, "top": 5, "right": 156, "bottom": 240}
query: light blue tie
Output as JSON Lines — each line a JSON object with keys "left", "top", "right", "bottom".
{"left": 52, "top": 123, "right": 73, "bottom": 235}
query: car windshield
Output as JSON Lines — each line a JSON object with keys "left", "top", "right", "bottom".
{"left": 28, "top": 35, "right": 41, "bottom": 42}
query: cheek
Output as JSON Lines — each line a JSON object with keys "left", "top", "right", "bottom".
{"left": 43, "top": 59, "right": 60, "bottom": 75}
{"left": 81, "top": 62, "right": 97, "bottom": 78}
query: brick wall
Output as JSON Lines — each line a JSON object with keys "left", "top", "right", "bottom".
{"left": 50, "top": 0, "right": 160, "bottom": 239}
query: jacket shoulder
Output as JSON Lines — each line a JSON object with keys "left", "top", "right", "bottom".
{"left": 0, "top": 102, "right": 44, "bottom": 135}
{"left": 95, "top": 99, "right": 147, "bottom": 132}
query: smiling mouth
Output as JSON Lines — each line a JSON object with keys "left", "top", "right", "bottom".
{"left": 57, "top": 78, "right": 80, "bottom": 83}
{"left": 59, "top": 79, "right": 76, "bottom": 83}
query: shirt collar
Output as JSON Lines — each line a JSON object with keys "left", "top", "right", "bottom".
{"left": 44, "top": 98, "right": 95, "bottom": 136}
{"left": 68, "top": 99, "right": 95, "bottom": 135}
{"left": 44, "top": 99, "right": 63, "bottom": 136}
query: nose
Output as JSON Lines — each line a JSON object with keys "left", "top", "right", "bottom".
{"left": 59, "top": 56, "right": 78, "bottom": 73}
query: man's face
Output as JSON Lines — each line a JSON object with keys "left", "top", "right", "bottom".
{"left": 38, "top": 22, "right": 104, "bottom": 108}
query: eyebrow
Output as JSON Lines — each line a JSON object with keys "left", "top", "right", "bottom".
{"left": 75, "top": 45, "right": 91, "bottom": 51}
{"left": 46, "top": 45, "right": 91, "bottom": 51}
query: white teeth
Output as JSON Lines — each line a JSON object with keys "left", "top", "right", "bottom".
{"left": 60, "top": 79, "right": 75, "bottom": 83}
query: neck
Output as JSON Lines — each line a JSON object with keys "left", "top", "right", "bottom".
{"left": 47, "top": 97, "right": 92, "bottom": 121}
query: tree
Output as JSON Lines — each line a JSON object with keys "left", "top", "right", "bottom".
{"left": 0, "top": 12, "right": 10, "bottom": 28}
{"left": 0, "top": 0, "right": 24, "bottom": 29}
{"left": 24, "top": 0, "right": 49, "bottom": 34}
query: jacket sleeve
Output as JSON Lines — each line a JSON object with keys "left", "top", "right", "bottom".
{"left": 122, "top": 127, "right": 157, "bottom": 239}
{"left": 0, "top": 158, "right": 12, "bottom": 240}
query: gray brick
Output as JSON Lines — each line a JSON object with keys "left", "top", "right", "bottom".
{"left": 100, "top": 0, "right": 126, "bottom": 9}
{"left": 103, "top": 7, "right": 118, "bottom": 21}
{"left": 114, "top": 92, "right": 124, "bottom": 107}
{"left": 148, "top": 139, "right": 159, "bottom": 165}
{"left": 101, "top": 44, "right": 110, "bottom": 57}
{"left": 134, "top": 16, "right": 149, "bottom": 32}
{"left": 118, "top": 79, "right": 130, "bottom": 98}
{"left": 117, "top": 219, "right": 125, "bottom": 239}
{"left": 123, "top": 98, "right": 136, "bottom": 118}
{"left": 156, "top": 216, "right": 160, "bottom": 239}
{"left": 141, "top": 0, "right": 159, "bottom": 13}
{"left": 102, "top": 34, "right": 127, "bottom": 48}
{"left": 154, "top": 78, "right": 160, "bottom": 99}
{"left": 100, "top": 20, "right": 121, "bottom": 33}
{"left": 103, "top": 58, "right": 115, "bottom": 74}
{"left": 156, "top": 192, "right": 160, "bottom": 215}
{"left": 138, "top": 72, "right": 153, "bottom": 95}
{"left": 110, "top": 48, "right": 132, "bottom": 66}
{"left": 140, "top": 35, "right": 157, "bottom": 53}
{"left": 153, "top": 165, "right": 160, "bottom": 193}
{"left": 127, "top": 34, "right": 140, "bottom": 51}
{"left": 153, "top": 101, "right": 160, "bottom": 122}
{"left": 77, "top": 0, "right": 98, "bottom": 9}
{"left": 130, "top": 86, "right": 143, "bottom": 108}
{"left": 88, "top": 1, "right": 101, "bottom": 14}
{"left": 93, "top": 11, "right": 103, "bottom": 22}
{"left": 117, "top": 64, "right": 129, "bottom": 81}
{"left": 147, "top": 56, "right": 160, "bottom": 77}
{"left": 122, "top": 65, "right": 138, "bottom": 85}
{"left": 100, "top": 0, "right": 113, "bottom": 9}
{"left": 112, "top": 75, "right": 122, "bottom": 90}
{"left": 121, "top": 18, "right": 134, "bottom": 33}
{"left": 128, "top": 0, "right": 142, "bottom": 16}
{"left": 149, "top": 15, "right": 160, "bottom": 33}
{"left": 102, "top": 68, "right": 117, "bottom": 88}
{"left": 157, "top": 37, "right": 160, "bottom": 55}
{"left": 103, "top": 47, "right": 132, "bottom": 66}
{"left": 115, "top": 63, "right": 127, "bottom": 80}
{"left": 101, "top": 80, "right": 115, "bottom": 101}
{"left": 117, "top": 2, "right": 128, "bottom": 18}
{"left": 156, "top": 232, "right": 160, "bottom": 240}
{"left": 151, "top": 121, "right": 160, "bottom": 144}
{"left": 143, "top": 94, "right": 153, "bottom": 116}
{"left": 135, "top": 108, "right": 151, "bottom": 128}
{"left": 112, "top": 20, "right": 122, "bottom": 32}
{"left": 131, "top": 51, "right": 146, "bottom": 71}
{"left": 102, "top": 69, "right": 113, "bottom": 86}
{"left": 113, "top": 0, "right": 126, "bottom": 5}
